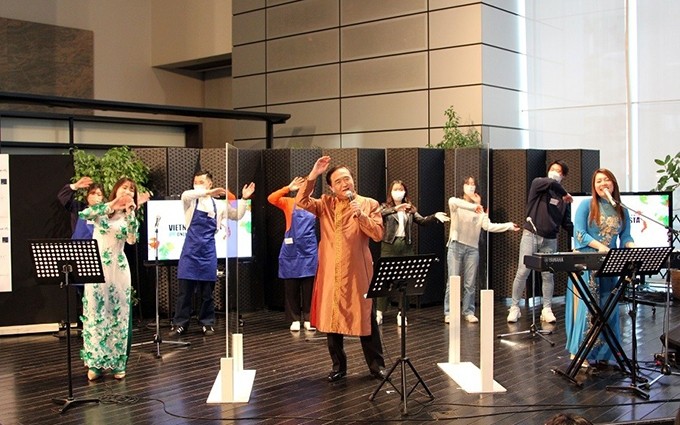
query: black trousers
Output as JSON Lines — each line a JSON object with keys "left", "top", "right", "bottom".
{"left": 283, "top": 276, "right": 314, "bottom": 322}
{"left": 326, "top": 312, "right": 384, "bottom": 374}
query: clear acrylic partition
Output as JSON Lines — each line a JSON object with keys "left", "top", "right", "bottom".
{"left": 484, "top": 143, "right": 491, "bottom": 290}
{"left": 224, "top": 144, "right": 240, "bottom": 355}
{"left": 481, "top": 143, "right": 492, "bottom": 291}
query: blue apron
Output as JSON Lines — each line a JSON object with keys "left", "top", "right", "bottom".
{"left": 72, "top": 217, "right": 94, "bottom": 239}
{"left": 278, "top": 205, "right": 318, "bottom": 279}
{"left": 177, "top": 198, "right": 217, "bottom": 281}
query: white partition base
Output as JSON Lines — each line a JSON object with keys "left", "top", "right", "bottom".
{"left": 438, "top": 279, "right": 506, "bottom": 393}
{"left": 206, "top": 333, "right": 256, "bottom": 403}
{"left": 438, "top": 362, "right": 505, "bottom": 393}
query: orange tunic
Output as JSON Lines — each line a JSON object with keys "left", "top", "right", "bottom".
{"left": 295, "top": 179, "right": 383, "bottom": 336}
{"left": 266, "top": 186, "right": 295, "bottom": 231}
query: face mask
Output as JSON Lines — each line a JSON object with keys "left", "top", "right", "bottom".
{"left": 548, "top": 171, "right": 562, "bottom": 183}
{"left": 193, "top": 184, "right": 206, "bottom": 191}
{"left": 463, "top": 184, "right": 476, "bottom": 196}
{"left": 391, "top": 190, "right": 405, "bottom": 202}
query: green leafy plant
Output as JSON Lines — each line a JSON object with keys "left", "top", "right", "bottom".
{"left": 654, "top": 152, "right": 680, "bottom": 193}
{"left": 73, "top": 146, "right": 151, "bottom": 197}
{"left": 432, "top": 106, "right": 482, "bottom": 148}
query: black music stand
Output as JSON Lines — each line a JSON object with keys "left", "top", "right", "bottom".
{"left": 29, "top": 239, "right": 105, "bottom": 414}
{"left": 132, "top": 219, "right": 190, "bottom": 357}
{"left": 602, "top": 247, "right": 672, "bottom": 400}
{"left": 367, "top": 254, "right": 436, "bottom": 415}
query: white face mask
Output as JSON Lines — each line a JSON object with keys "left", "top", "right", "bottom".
{"left": 464, "top": 184, "right": 476, "bottom": 196}
{"left": 193, "top": 184, "right": 206, "bottom": 191}
{"left": 391, "top": 190, "right": 405, "bottom": 202}
{"left": 547, "top": 170, "right": 562, "bottom": 183}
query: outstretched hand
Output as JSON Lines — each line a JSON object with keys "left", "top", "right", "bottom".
{"left": 241, "top": 182, "right": 256, "bottom": 199}
{"left": 288, "top": 177, "right": 306, "bottom": 192}
{"left": 73, "top": 176, "right": 93, "bottom": 189}
{"left": 309, "top": 156, "right": 331, "bottom": 179}
{"left": 209, "top": 187, "right": 228, "bottom": 198}
{"left": 434, "top": 212, "right": 450, "bottom": 223}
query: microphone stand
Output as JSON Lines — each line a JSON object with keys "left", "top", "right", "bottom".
{"left": 131, "top": 217, "right": 190, "bottom": 357}
{"left": 613, "top": 197, "right": 680, "bottom": 389}
{"left": 498, "top": 218, "right": 555, "bottom": 346}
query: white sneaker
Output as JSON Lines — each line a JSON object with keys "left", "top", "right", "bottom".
{"left": 464, "top": 314, "right": 479, "bottom": 323}
{"left": 290, "top": 321, "right": 301, "bottom": 331}
{"left": 397, "top": 311, "right": 408, "bottom": 327}
{"left": 376, "top": 310, "right": 383, "bottom": 325}
{"left": 540, "top": 307, "right": 557, "bottom": 323}
{"left": 303, "top": 321, "right": 316, "bottom": 331}
{"left": 507, "top": 306, "right": 521, "bottom": 323}
{"left": 444, "top": 315, "right": 450, "bottom": 324}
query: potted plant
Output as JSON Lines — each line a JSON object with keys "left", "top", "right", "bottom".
{"left": 432, "top": 105, "right": 482, "bottom": 149}
{"left": 72, "top": 146, "right": 151, "bottom": 196}
{"left": 653, "top": 151, "right": 680, "bottom": 298}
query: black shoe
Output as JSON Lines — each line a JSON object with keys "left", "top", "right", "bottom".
{"left": 202, "top": 325, "right": 214, "bottom": 336}
{"left": 370, "top": 368, "right": 388, "bottom": 380}
{"left": 327, "top": 370, "right": 347, "bottom": 382}
{"left": 168, "top": 326, "right": 185, "bottom": 338}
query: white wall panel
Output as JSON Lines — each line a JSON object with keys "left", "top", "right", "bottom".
{"left": 483, "top": 46, "right": 522, "bottom": 90}
{"left": 482, "top": 87, "right": 522, "bottom": 129}
{"left": 482, "top": 5, "right": 522, "bottom": 53}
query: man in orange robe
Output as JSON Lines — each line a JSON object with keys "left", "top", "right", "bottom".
{"left": 296, "top": 155, "right": 386, "bottom": 382}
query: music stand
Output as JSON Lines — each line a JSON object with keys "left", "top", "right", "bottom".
{"left": 601, "top": 247, "right": 672, "bottom": 399}
{"left": 131, "top": 220, "right": 190, "bottom": 357}
{"left": 29, "top": 239, "right": 105, "bottom": 414}
{"left": 367, "top": 254, "right": 436, "bottom": 415}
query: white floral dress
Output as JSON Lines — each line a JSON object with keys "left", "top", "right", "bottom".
{"left": 78, "top": 203, "right": 139, "bottom": 372}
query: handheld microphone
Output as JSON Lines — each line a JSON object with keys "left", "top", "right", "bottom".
{"left": 526, "top": 217, "right": 538, "bottom": 233}
{"left": 345, "top": 190, "right": 354, "bottom": 201}
{"left": 154, "top": 215, "right": 161, "bottom": 228}
{"left": 603, "top": 188, "right": 617, "bottom": 207}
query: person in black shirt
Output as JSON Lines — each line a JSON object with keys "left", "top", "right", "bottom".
{"left": 507, "top": 160, "right": 573, "bottom": 323}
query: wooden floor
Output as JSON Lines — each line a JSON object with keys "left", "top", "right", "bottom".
{"left": 3, "top": 292, "right": 680, "bottom": 425}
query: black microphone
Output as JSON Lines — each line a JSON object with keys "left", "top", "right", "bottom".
{"left": 526, "top": 217, "right": 537, "bottom": 233}
{"left": 603, "top": 188, "right": 617, "bottom": 207}
{"left": 154, "top": 215, "right": 161, "bottom": 228}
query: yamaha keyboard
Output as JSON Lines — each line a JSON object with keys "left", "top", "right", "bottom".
{"left": 524, "top": 252, "right": 606, "bottom": 272}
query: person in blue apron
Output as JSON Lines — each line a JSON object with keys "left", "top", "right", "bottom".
{"left": 267, "top": 177, "right": 318, "bottom": 331}
{"left": 58, "top": 176, "right": 105, "bottom": 239}
{"left": 57, "top": 176, "right": 105, "bottom": 331}
{"left": 169, "top": 170, "right": 255, "bottom": 337}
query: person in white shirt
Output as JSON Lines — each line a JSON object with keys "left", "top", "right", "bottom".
{"left": 444, "top": 177, "right": 519, "bottom": 323}
{"left": 169, "top": 170, "right": 254, "bottom": 337}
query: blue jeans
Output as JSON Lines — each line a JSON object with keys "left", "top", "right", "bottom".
{"left": 510, "top": 229, "right": 557, "bottom": 309}
{"left": 444, "top": 241, "right": 480, "bottom": 316}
